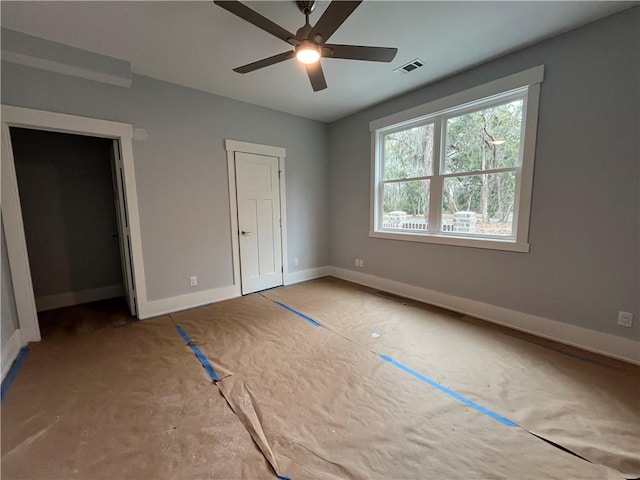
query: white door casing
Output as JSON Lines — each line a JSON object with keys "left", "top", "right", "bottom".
{"left": 1, "top": 105, "right": 147, "bottom": 342}
{"left": 235, "top": 152, "right": 283, "bottom": 294}
{"left": 110, "top": 140, "right": 137, "bottom": 315}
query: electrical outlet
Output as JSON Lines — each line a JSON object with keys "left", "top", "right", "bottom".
{"left": 617, "top": 311, "right": 633, "bottom": 328}
{"left": 294, "top": 258, "right": 299, "bottom": 267}
{"left": 355, "top": 258, "right": 360, "bottom": 267}
{"left": 189, "top": 276, "right": 198, "bottom": 287}
{"left": 359, "top": 259, "right": 365, "bottom": 268}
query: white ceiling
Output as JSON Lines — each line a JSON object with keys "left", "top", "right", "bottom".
{"left": 1, "top": 1, "right": 635, "bottom": 122}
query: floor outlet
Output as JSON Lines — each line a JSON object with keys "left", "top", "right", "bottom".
{"left": 189, "top": 276, "right": 198, "bottom": 287}
{"left": 617, "top": 311, "right": 633, "bottom": 328}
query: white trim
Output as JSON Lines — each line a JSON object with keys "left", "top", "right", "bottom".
{"left": 284, "top": 266, "right": 331, "bottom": 286}
{"left": 369, "top": 67, "right": 543, "bottom": 253}
{"left": 1, "top": 105, "right": 132, "bottom": 139}
{"left": 279, "top": 157, "right": 289, "bottom": 282}
{"left": 328, "top": 267, "right": 640, "bottom": 366}
{"left": 369, "top": 230, "right": 530, "bottom": 252}
{"left": 0, "top": 105, "right": 148, "bottom": 342}
{"left": 369, "top": 65, "right": 544, "bottom": 131}
{"left": 226, "top": 150, "right": 241, "bottom": 288}
{"left": 35, "top": 284, "right": 125, "bottom": 312}
{"left": 1, "top": 51, "right": 132, "bottom": 88}
{"left": 225, "top": 139, "right": 287, "bottom": 295}
{"left": 117, "top": 135, "right": 147, "bottom": 313}
{"left": 1, "top": 124, "right": 40, "bottom": 342}
{"left": 515, "top": 82, "right": 540, "bottom": 242}
{"left": 1, "top": 329, "right": 24, "bottom": 382}
{"left": 225, "top": 139, "right": 286, "bottom": 159}
{"left": 369, "top": 132, "right": 378, "bottom": 240}
{"left": 140, "top": 285, "right": 241, "bottom": 319}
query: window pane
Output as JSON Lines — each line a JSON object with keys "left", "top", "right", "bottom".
{"left": 382, "top": 180, "right": 430, "bottom": 231}
{"left": 383, "top": 123, "right": 434, "bottom": 180}
{"left": 444, "top": 100, "right": 523, "bottom": 174}
{"left": 441, "top": 172, "right": 516, "bottom": 236}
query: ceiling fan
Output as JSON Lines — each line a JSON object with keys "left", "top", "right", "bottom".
{"left": 213, "top": 0, "right": 398, "bottom": 91}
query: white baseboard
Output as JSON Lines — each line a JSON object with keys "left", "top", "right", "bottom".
{"left": 138, "top": 267, "right": 330, "bottom": 320}
{"left": 139, "top": 284, "right": 241, "bottom": 319}
{"left": 1, "top": 329, "right": 24, "bottom": 382}
{"left": 36, "top": 284, "right": 125, "bottom": 312}
{"left": 328, "top": 267, "right": 640, "bottom": 365}
{"left": 284, "top": 266, "right": 331, "bottom": 286}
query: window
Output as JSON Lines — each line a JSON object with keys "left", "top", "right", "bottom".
{"left": 370, "top": 66, "right": 543, "bottom": 252}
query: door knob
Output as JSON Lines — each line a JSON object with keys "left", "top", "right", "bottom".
{"left": 241, "top": 230, "right": 252, "bottom": 236}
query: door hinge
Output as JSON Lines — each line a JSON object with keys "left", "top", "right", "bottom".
{"left": 278, "top": 170, "right": 283, "bottom": 178}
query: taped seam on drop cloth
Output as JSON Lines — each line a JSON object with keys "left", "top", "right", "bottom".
{"left": 1, "top": 347, "right": 29, "bottom": 403}
{"left": 377, "top": 354, "right": 518, "bottom": 428}
{"left": 274, "top": 299, "right": 519, "bottom": 428}
{"left": 174, "top": 325, "right": 220, "bottom": 382}
{"left": 268, "top": 299, "right": 607, "bottom": 468}
{"left": 172, "top": 321, "right": 290, "bottom": 479}
{"left": 170, "top": 300, "right": 598, "bottom": 478}
{"left": 273, "top": 301, "right": 322, "bottom": 327}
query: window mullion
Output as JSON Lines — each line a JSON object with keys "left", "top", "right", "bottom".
{"left": 383, "top": 175, "right": 433, "bottom": 184}
{"left": 428, "top": 118, "right": 443, "bottom": 233}
{"left": 439, "top": 166, "right": 517, "bottom": 179}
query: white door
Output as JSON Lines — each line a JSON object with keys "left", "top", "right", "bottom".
{"left": 110, "top": 140, "right": 137, "bottom": 315}
{"left": 235, "top": 152, "right": 283, "bottom": 294}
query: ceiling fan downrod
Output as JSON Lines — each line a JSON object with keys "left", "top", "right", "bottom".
{"left": 296, "top": 1, "right": 316, "bottom": 17}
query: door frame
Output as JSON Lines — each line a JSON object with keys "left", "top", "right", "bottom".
{"left": 1, "top": 105, "right": 148, "bottom": 343}
{"left": 225, "top": 139, "right": 287, "bottom": 293}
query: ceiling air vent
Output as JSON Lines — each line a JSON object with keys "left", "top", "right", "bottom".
{"left": 394, "top": 58, "right": 425, "bottom": 75}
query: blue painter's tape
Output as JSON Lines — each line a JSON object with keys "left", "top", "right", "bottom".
{"left": 274, "top": 301, "right": 322, "bottom": 327}
{"left": 1, "top": 346, "right": 29, "bottom": 403}
{"left": 379, "top": 354, "right": 518, "bottom": 428}
{"left": 175, "top": 325, "right": 219, "bottom": 382}
{"left": 191, "top": 345, "right": 219, "bottom": 381}
{"left": 277, "top": 475, "right": 292, "bottom": 480}
{"left": 175, "top": 324, "right": 191, "bottom": 344}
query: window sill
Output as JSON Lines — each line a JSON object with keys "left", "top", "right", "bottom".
{"left": 369, "top": 230, "right": 530, "bottom": 252}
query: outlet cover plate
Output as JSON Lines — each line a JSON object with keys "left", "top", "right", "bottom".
{"left": 618, "top": 311, "right": 633, "bottom": 327}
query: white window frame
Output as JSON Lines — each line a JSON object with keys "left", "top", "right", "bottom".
{"left": 369, "top": 66, "right": 544, "bottom": 253}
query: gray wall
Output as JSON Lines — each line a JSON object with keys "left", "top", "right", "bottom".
{"left": 2, "top": 8, "right": 636, "bottom": 342}
{"left": 10, "top": 128, "right": 122, "bottom": 299}
{"left": 328, "top": 7, "right": 639, "bottom": 340}
{"left": 1, "top": 63, "right": 330, "bottom": 302}
{"left": 1, "top": 220, "right": 19, "bottom": 348}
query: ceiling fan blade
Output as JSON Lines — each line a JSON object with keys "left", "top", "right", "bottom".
{"left": 308, "top": 1, "right": 362, "bottom": 43}
{"left": 233, "top": 51, "right": 295, "bottom": 74}
{"left": 214, "top": 1, "right": 296, "bottom": 45}
{"left": 305, "top": 62, "right": 327, "bottom": 92}
{"left": 324, "top": 44, "right": 398, "bottom": 62}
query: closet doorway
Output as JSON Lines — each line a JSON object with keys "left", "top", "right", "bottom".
{"left": 1, "top": 106, "right": 146, "bottom": 344}
{"left": 9, "top": 128, "right": 136, "bottom": 323}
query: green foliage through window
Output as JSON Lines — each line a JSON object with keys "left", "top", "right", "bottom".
{"left": 379, "top": 96, "right": 525, "bottom": 237}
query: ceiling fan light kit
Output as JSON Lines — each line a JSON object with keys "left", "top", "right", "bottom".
{"left": 213, "top": 0, "right": 398, "bottom": 91}
{"left": 295, "top": 41, "right": 321, "bottom": 64}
